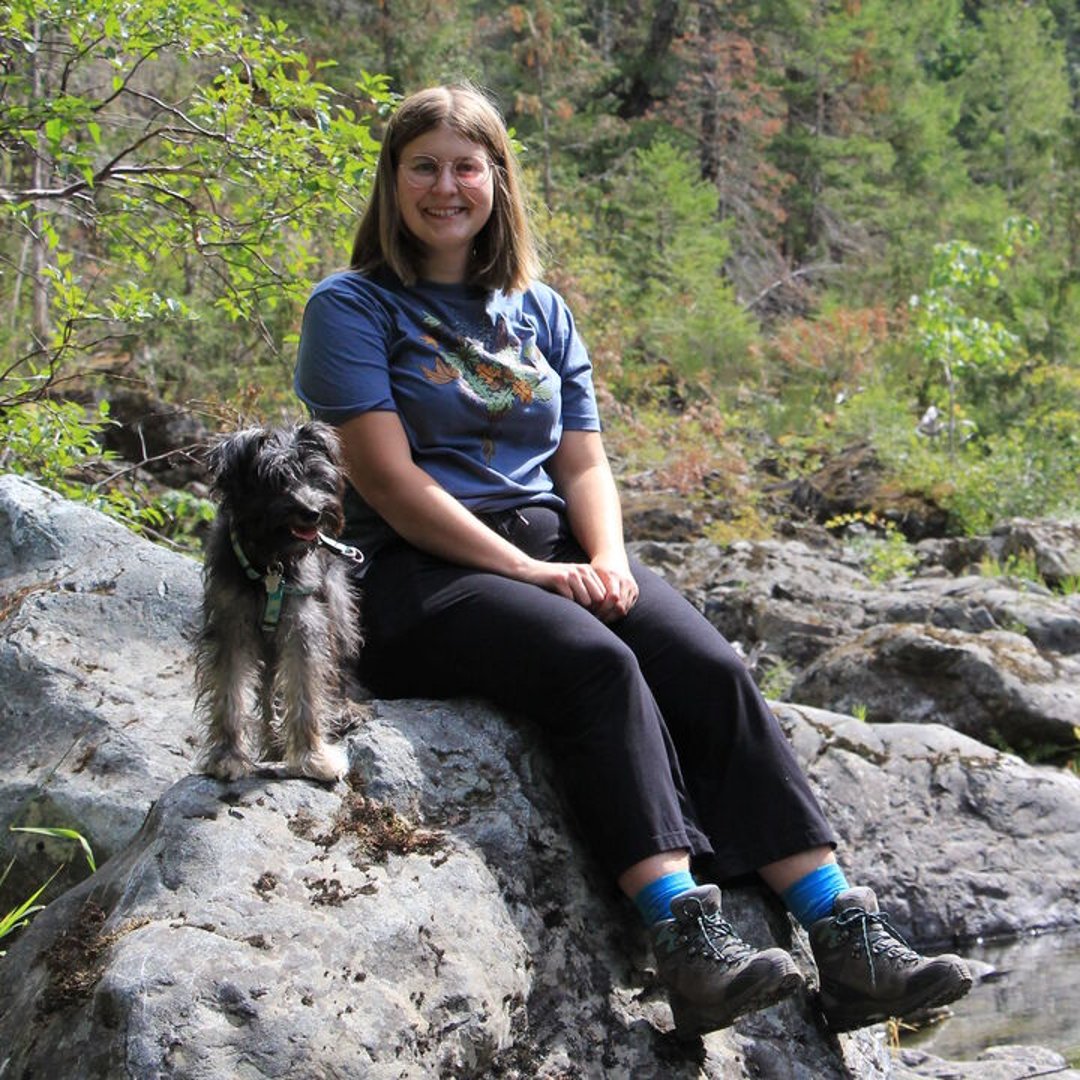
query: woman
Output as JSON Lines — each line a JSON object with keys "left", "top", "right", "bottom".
{"left": 294, "top": 83, "right": 971, "bottom": 1037}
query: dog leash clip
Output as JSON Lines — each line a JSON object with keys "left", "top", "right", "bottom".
{"left": 317, "top": 532, "right": 365, "bottom": 565}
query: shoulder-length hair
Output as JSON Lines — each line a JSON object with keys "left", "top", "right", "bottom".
{"left": 350, "top": 84, "right": 541, "bottom": 294}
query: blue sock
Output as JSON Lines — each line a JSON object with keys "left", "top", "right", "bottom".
{"left": 782, "top": 863, "right": 850, "bottom": 928}
{"left": 633, "top": 870, "right": 697, "bottom": 926}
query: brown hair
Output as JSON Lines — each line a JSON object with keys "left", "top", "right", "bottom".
{"left": 350, "top": 85, "right": 541, "bottom": 293}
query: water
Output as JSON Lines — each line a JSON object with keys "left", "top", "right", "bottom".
{"left": 900, "top": 929, "right": 1080, "bottom": 1065}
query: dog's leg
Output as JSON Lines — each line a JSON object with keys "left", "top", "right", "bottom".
{"left": 256, "top": 650, "right": 284, "bottom": 763}
{"left": 195, "top": 613, "right": 258, "bottom": 781}
{"left": 277, "top": 599, "right": 349, "bottom": 782}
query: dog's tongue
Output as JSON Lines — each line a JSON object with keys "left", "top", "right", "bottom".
{"left": 291, "top": 525, "right": 319, "bottom": 542}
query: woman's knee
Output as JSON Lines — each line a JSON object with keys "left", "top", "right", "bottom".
{"left": 560, "top": 631, "right": 645, "bottom": 696}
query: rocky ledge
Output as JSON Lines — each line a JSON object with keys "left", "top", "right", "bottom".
{"left": 2, "top": 474, "right": 1079, "bottom": 1079}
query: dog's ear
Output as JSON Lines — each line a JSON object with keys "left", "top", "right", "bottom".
{"left": 203, "top": 427, "right": 268, "bottom": 495}
{"left": 295, "top": 421, "right": 344, "bottom": 467}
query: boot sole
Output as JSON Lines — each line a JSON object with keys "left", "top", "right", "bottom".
{"left": 820, "top": 964, "right": 974, "bottom": 1034}
{"left": 671, "top": 965, "right": 804, "bottom": 1038}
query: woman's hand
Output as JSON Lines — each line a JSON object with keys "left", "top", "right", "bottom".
{"left": 521, "top": 557, "right": 609, "bottom": 609}
{"left": 590, "top": 555, "right": 639, "bottom": 623}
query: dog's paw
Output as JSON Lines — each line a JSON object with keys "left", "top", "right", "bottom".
{"left": 291, "top": 741, "right": 349, "bottom": 783}
{"left": 201, "top": 747, "right": 253, "bottom": 781}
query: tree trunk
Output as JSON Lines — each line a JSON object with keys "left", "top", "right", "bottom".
{"left": 616, "top": 0, "right": 680, "bottom": 119}
{"left": 699, "top": 0, "right": 721, "bottom": 185}
{"left": 32, "top": 19, "right": 50, "bottom": 348}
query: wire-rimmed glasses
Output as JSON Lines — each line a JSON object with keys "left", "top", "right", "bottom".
{"left": 400, "top": 154, "right": 492, "bottom": 190}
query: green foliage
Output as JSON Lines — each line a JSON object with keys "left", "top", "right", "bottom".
{"left": 0, "top": 862, "right": 59, "bottom": 958}
{"left": 822, "top": 374, "right": 1080, "bottom": 535}
{"left": 0, "top": 0, "right": 391, "bottom": 405}
{"left": 910, "top": 217, "right": 1037, "bottom": 458}
{"left": 955, "top": 3, "right": 1070, "bottom": 211}
{"left": 825, "top": 511, "right": 920, "bottom": 584}
{"left": 149, "top": 490, "right": 218, "bottom": 555}
{"left": 0, "top": 392, "right": 113, "bottom": 498}
{"left": 602, "top": 140, "right": 757, "bottom": 386}
{"left": 0, "top": 0, "right": 392, "bottom": 519}
{"left": 757, "top": 658, "right": 797, "bottom": 702}
{"left": 978, "top": 551, "right": 1045, "bottom": 586}
{"left": 1, "top": 0, "right": 1078, "bottom": 558}
{"left": 1, "top": 827, "right": 96, "bottom": 957}
{"left": 10, "top": 827, "right": 96, "bottom": 874}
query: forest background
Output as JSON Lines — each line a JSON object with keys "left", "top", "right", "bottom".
{"left": 2, "top": 0, "right": 1079, "bottom": 553}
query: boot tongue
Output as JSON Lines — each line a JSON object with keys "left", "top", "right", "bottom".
{"left": 669, "top": 884, "right": 722, "bottom": 921}
{"left": 832, "top": 886, "right": 880, "bottom": 915}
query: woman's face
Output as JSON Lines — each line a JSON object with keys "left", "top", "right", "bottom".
{"left": 395, "top": 123, "right": 495, "bottom": 283}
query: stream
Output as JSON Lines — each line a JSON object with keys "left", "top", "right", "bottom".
{"left": 900, "top": 929, "right": 1080, "bottom": 1066}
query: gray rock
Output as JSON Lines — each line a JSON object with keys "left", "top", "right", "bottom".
{"left": 4, "top": 476, "right": 1079, "bottom": 1077}
{"left": 0, "top": 475, "right": 202, "bottom": 910}
{"left": 775, "top": 702, "right": 1080, "bottom": 941}
{"left": 631, "top": 537, "right": 871, "bottom": 669}
{"left": 866, "top": 576, "right": 1080, "bottom": 656}
{"left": 0, "top": 703, "right": 890, "bottom": 1080}
{"left": 0, "top": 775, "right": 531, "bottom": 1080}
{"left": 895, "top": 1044, "right": 1080, "bottom": 1079}
{"left": 633, "top": 537, "right": 1080, "bottom": 668}
{"left": 0, "top": 477, "right": 889, "bottom": 1078}
{"left": 788, "top": 623, "right": 1080, "bottom": 753}
{"left": 632, "top": 536, "right": 1080, "bottom": 760}
{"left": 992, "top": 518, "right": 1080, "bottom": 588}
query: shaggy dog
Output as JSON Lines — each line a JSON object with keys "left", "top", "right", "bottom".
{"left": 195, "top": 422, "right": 361, "bottom": 782}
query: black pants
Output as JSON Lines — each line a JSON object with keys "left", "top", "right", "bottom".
{"left": 357, "top": 506, "right": 835, "bottom": 881}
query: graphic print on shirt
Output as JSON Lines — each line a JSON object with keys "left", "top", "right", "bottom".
{"left": 419, "top": 311, "right": 553, "bottom": 462}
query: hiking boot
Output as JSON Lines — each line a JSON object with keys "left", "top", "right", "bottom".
{"left": 809, "top": 887, "right": 973, "bottom": 1033}
{"left": 650, "top": 884, "right": 803, "bottom": 1037}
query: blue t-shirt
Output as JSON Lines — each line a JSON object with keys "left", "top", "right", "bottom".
{"left": 294, "top": 268, "right": 601, "bottom": 560}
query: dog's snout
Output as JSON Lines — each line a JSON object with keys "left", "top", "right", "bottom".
{"left": 284, "top": 486, "right": 324, "bottom": 525}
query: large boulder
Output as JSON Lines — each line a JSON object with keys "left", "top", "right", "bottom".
{"left": 992, "top": 518, "right": 1080, "bottom": 589}
{"left": 0, "top": 695, "right": 897, "bottom": 1080}
{"left": 631, "top": 536, "right": 1080, "bottom": 752}
{"left": 0, "top": 475, "right": 892, "bottom": 1078}
{"left": 776, "top": 703, "right": 1080, "bottom": 942}
{"left": 788, "top": 624, "right": 1080, "bottom": 754}
{"left": 4, "top": 474, "right": 1080, "bottom": 1077}
{"left": 0, "top": 475, "right": 202, "bottom": 911}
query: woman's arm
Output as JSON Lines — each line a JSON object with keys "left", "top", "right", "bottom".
{"left": 549, "top": 429, "right": 638, "bottom": 621}
{"left": 337, "top": 410, "right": 609, "bottom": 608}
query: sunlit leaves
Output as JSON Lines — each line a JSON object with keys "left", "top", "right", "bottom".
{"left": 911, "top": 217, "right": 1038, "bottom": 455}
{"left": 1, "top": 0, "right": 394, "bottom": 401}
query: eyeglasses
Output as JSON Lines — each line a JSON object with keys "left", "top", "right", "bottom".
{"left": 400, "top": 154, "right": 492, "bottom": 190}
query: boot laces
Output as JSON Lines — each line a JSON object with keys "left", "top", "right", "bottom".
{"left": 683, "top": 900, "right": 755, "bottom": 965}
{"left": 834, "top": 906, "right": 919, "bottom": 988}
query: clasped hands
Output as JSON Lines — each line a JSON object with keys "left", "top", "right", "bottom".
{"left": 526, "top": 555, "right": 639, "bottom": 623}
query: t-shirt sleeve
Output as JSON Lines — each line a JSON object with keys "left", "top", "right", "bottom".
{"left": 542, "top": 287, "right": 601, "bottom": 432}
{"left": 294, "top": 278, "right": 397, "bottom": 421}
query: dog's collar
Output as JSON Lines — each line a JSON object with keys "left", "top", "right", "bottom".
{"left": 228, "top": 523, "right": 364, "bottom": 635}
{"left": 228, "top": 523, "right": 316, "bottom": 635}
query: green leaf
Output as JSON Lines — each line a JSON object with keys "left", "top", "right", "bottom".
{"left": 0, "top": 865, "right": 60, "bottom": 951}
{"left": 10, "top": 826, "right": 97, "bottom": 873}
{"left": 44, "top": 117, "right": 67, "bottom": 144}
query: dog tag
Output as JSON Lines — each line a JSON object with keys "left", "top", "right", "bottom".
{"left": 264, "top": 571, "right": 282, "bottom": 594}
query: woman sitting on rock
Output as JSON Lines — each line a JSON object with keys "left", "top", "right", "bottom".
{"left": 294, "top": 82, "right": 972, "bottom": 1037}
